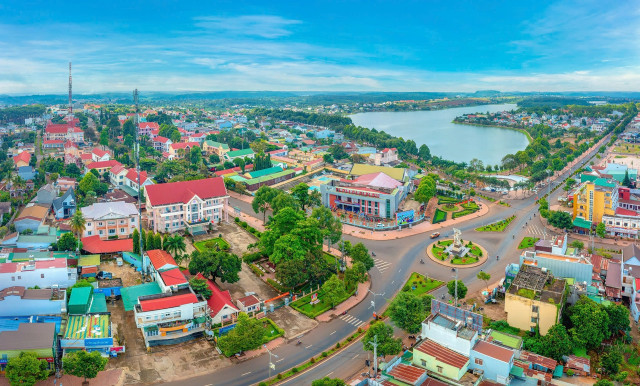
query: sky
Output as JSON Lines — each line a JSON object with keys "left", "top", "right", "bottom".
{"left": 1, "top": 0, "right": 639, "bottom": 94}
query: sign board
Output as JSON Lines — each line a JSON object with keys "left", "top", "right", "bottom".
{"left": 336, "top": 187, "right": 380, "bottom": 198}
{"left": 310, "top": 293, "right": 319, "bottom": 305}
{"left": 396, "top": 210, "right": 415, "bottom": 226}
{"left": 84, "top": 337, "right": 114, "bottom": 347}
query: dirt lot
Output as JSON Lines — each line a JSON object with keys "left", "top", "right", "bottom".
{"left": 100, "top": 259, "right": 143, "bottom": 287}
{"left": 107, "top": 300, "right": 231, "bottom": 384}
{"left": 267, "top": 307, "right": 318, "bottom": 339}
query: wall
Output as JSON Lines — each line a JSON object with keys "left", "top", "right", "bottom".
{"left": 0, "top": 296, "right": 65, "bottom": 316}
{"left": 0, "top": 268, "right": 76, "bottom": 291}
{"left": 14, "top": 218, "right": 42, "bottom": 233}
{"left": 504, "top": 293, "right": 559, "bottom": 335}
{"left": 421, "top": 321, "right": 476, "bottom": 356}
{"left": 412, "top": 350, "right": 468, "bottom": 381}
{"left": 468, "top": 350, "right": 512, "bottom": 385}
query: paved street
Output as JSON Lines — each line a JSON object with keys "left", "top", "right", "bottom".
{"left": 165, "top": 132, "right": 611, "bottom": 386}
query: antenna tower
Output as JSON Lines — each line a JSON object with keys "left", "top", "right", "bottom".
{"left": 133, "top": 89, "right": 143, "bottom": 260}
{"left": 68, "top": 62, "right": 73, "bottom": 114}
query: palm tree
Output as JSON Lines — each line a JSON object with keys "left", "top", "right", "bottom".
{"left": 70, "top": 210, "right": 86, "bottom": 252}
{"left": 164, "top": 235, "right": 186, "bottom": 258}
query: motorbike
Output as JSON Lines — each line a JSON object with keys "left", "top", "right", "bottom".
{"left": 496, "top": 256, "right": 500, "bottom": 260}
{"left": 371, "top": 252, "right": 376, "bottom": 257}
{"left": 296, "top": 340, "right": 302, "bottom": 346}
{"left": 420, "top": 259, "right": 425, "bottom": 264}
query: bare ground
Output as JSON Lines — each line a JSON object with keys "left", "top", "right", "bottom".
{"left": 101, "top": 260, "right": 143, "bottom": 287}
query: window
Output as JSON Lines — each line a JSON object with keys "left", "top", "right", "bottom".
{"left": 41, "top": 273, "right": 44, "bottom": 278}
{"left": 436, "top": 366, "right": 443, "bottom": 373}
{"left": 475, "top": 358, "right": 483, "bottom": 365}
{"left": 99, "top": 230, "right": 104, "bottom": 235}
{"left": 531, "top": 317, "right": 538, "bottom": 323}
{"left": 11, "top": 276, "right": 15, "bottom": 281}
{"left": 120, "top": 228, "right": 126, "bottom": 233}
{"left": 87, "top": 222, "right": 92, "bottom": 226}
{"left": 532, "top": 305, "right": 539, "bottom": 312}
{"left": 109, "top": 229, "right": 116, "bottom": 234}
{"left": 87, "top": 231, "right": 92, "bottom": 236}
{"left": 421, "top": 359, "right": 426, "bottom": 367}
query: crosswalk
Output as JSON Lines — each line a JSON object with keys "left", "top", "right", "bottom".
{"left": 339, "top": 314, "right": 365, "bottom": 327}
{"left": 526, "top": 225, "right": 547, "bottom": 236}
{"left": 373, "top": 258, "right": 392, "bottom": 273}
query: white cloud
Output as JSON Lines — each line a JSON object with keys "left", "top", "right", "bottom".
{"left": 193, "top": 15, "right": 301, "bottom": 38}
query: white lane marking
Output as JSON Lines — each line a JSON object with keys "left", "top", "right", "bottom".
{"left": 352, "top": 354, "right": 359, "bottom": 359}
{"left": 241, "top": 372, "right": 252, "bottom": 376}
{"left": 326, "top": 371, "right": 334, "bottom": 377}
{"left": 391, "top": 280, "right": 394, "bottom": 284}
{"left": 276, "top": 358, "right": 284, "bottom": 363}
{"left": 330, "top": 330, "right": 336, "bottom": 335}
{"left": 305, "top": 344, "right": 313, "bottom": 349}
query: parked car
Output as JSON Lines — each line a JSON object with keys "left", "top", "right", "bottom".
{"left": 116, "top": 257, "right": 123, "bottom": 266}
{"left": 375, "top": 223, "right": 384, "bottom": 229}
{"left": 97, "top": 271, "right": 113, "bottom": 280}
{"left": 430, "top": 232, "right": 440, "bottom": 239}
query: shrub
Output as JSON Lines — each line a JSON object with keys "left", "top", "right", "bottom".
{"left": 276, "top": 373, "right": 282, "bottom": 379}
{"left": 402, "top": 285, "right": 410, "bottom": 292}
{"left": 234, "top": 217, "right": 240, "bottom": 222}
{"left": 566, "top": 369, "right": 574, "bottom": 376}
{"left": 310, "top": 357, "right": 315, "bottom": 363}
{"left": 335, "top": 342, "right": 341, "bottom": 349}
{"left": 321, "top": 352, "right": 328, "bottom": 357}
{"left": 249, "top": 264, "right": 264, "bottom": 277}
{"left": 259, "top": 382, "right": 267, "bottom": 386}
{"left": 240, "top": 221, "right": 248, "bottom": 227}
{"left": 87, "top": 277, "right": 97, "bottom": 283}
{"left": 291, "top": 367, "right": 299, "bottom": 374}
{"left": 243, "top": 251, "right": 263, "bottom": 263}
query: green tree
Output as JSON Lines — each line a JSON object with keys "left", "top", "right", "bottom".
{"left": 388, "top": 292, "right": 425, "bottom": 333}
{"left": 163, "top": 235, "right": 186, "bottom": 258}
{"left": 69, "top": 210, "right": 85, "bottom": 251}
{"left": 363, "top": 321, "right": 402, "bottom": 357}
{"left": 188, "top": 250, "right": 242, "bottom": 283}
{"left": 344, "top": 261, "right": 367, "bottom": 287}
{"left": 569, "top": 296, "right": 610, "bottom": 349}
{"left": 349, "top": 242, "right": 374, "bottom": 271}
{"left": 217, "top": 312, "right": 264, "bottom": 355}
{"left": 537, "top": 324, "right": 573, "bottom": 362}
{"left": 79, "top": 172, "right": 100, "bottom": 196}
{"left": 63, "top": 350, "right": 108, "bottom": 384}
{"left": 66, "top": 279, "right": 94, "bottom": 298}
{"left": 271, "top": 192, "right": 299, "bottom": 214}
{"left": 154, "top": 233, "right": 163, "bottom": 250}
{"left": 548, "top": 211, "right": 573, "bottom": 229}
{"left": 275, "top": 259, "right": 307, "bottom": 288}
{"left": 622, "top": 170, "right": 631, "bottom": 187}
{"left": 132, "top": 229, "right": 140, "bottom": 255}
{"left": 569, "top": 240, "right": 584, "bottom": 249}
{"left": 311, "top": 206, "right": 342, "bottom": 250}
{"left": 252, "top": 185, "right": 279, "bottom": 223}
{"left": 605, "top": 303, "right": 630, "bottom": 336}
{"left": 593, "top": 381, "right": 613, "bottom": 386}
{"left": 99, "top": 129, "right": 109, "bottom": 148}
{"left": 596, "top": 222, "right": 607, "bottom": 238}
{"left": 312, "top": 377, "right": 346, "bottom": 386}
{"left": 414, "top": 176, "right": 436, "bottom": 205}
{"left": 322, "top": 154, "right": 334, "bottom": 164}
{"left": 146, "top": 230, "right": 155, "bottom": 250}
{"left": 57, "top": 232, "right": 77, "bottom": 251}
{"left": 321, "top": 274, "right": 346, "bottom": 309}
{"left": 291, "top": 183, "right": 312, "bottom": 211}
{"left": 190, "top": 145, "right": 202, "bottom": 166}
{"left": 189, "top": 277, "right": 212, "bottom": 299}
{"left": 447, "top": 280, "right": 467, "bottom": 300}
{"left": 476, "top": 271, "right": 491, "bottom": 290}
{"left": 600, "top": 347, "right": 622, "bottom": 375}
{"left": 418, "top": 144, "right": 431, "bottom": 160}
{"left": 5, "top": 352, "right": 49, "bottom": 386}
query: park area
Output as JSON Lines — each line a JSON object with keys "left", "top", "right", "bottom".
{"left": 518, "top": 237, "right": 539, "bottom": 249}
{"left": 290, "top": 279, "right": 357, "bottom": 319}
{"left": 194, "top": 237, "right": 230, "bottom": 252}
{"left": 432, "top": 196, "right": 481, "bottom": 224}
{"left": 402, "top": 272, "right": 443, "bottom": 295}
{"left": 613, "top": 142, "right": 640, "bottom": 155}
{"left": 476, "top": 215, "right": 516, "bottom": 232}
{"left": 430, "top": 239, "right": 485, "bottom": 266}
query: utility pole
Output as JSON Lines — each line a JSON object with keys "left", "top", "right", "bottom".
{"left": 453, "top": 268, "right": 458, "bottom": 306}
{"left": 264, "top": 344, "right": 278, "bottom": 379}
{"left": 371, "top": 335, "right": 379, "bottom": 378}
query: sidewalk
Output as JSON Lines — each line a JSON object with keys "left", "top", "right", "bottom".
{"left": 0, "top": 369, "right": 125, "bottom": 386}
{"left": 316, "top": 280, "right": 371, "bottom": 322}
{"left": 342, "top": 200, "right": 491, "bottom": 240}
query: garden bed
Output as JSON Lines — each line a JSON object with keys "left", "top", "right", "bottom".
{"left": 290, "top": 282, "right": 357, "bottom": 319}
{"left": 432, "top": 240, "right": 453, "bottom": 260}
{"left": 432, "top": 209, "right": 447, "bottom": 224}
{"left": 517, "top": 237, "right": 539, "bottom": 249}
{"left": 193, "top": 237, "right": 230, "bottom": 252}
{"left": 452, "top": 202, "right": 480, "bottom": 219}
{"left": 439, "top": 203, "right": 459, "bottom": 212}
{"left": 475, "top": 215, "right": 516, "bottom": 232}
{"left": 402, "top": 272, "right": 443, "bottom": 296}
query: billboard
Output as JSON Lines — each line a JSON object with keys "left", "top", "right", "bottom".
{"left": 396, "top": 210, "right": 415, "bottom": 226}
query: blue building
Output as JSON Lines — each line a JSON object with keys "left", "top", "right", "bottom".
{"left": 52, "top": 188, "right": 76, "bottom": 219}
{"left": 469, "top": 340, "right": 515, "bottom": 384}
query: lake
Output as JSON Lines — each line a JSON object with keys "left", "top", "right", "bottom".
{"left": 350, "top": 103, "right": 527, "bottom": 166}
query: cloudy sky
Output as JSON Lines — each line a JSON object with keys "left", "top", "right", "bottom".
{"left": 1, "top": 0, "right": 639, "bottom": 94}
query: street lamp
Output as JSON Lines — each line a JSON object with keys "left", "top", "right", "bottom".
{"left": 368, "top": 289, "right": 385, "bottom": 319}
{"left": 264, "top": 344, "right": 278, "bottom": 379}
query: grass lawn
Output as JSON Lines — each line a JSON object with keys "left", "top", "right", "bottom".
{"left": 261, "top": 319, "right": 285, "bottom": 343}
{"left": 572, "top": 346, "right": 589, "bottom": 358}
{"left": 290, "top": 282, "right": 356, "bottom": 318}
{"left": 475, "top": 215, "right": 516, "bottom": 232}
{"left": 432, "top": 209, "right": 447, "bottom": 224}
{"left": 452, "top": 202, "right": 480, "bottom": 219}
{"left": 437, "top": 196, "right": 461, "bottom": 204}
{"left": 432, "top": 240, "right": 453, "bottom": 260}
{"left": 614, "top": 143, "right": 640, "bottom": 154}
{"left": 517, "top": 237, "right": 540, "bottom": 249}
{"left": 403, "top": 272, "right": 443, "bottom": 295}
{"left": 194, "top": 237, "right": 230, "bottom": 252}
{"left": 452, "top": 256, "right": 478, "bottom": 265}
{"left": 439, "top": 203, "right": 459, "bottom": 212}
{"left": 467, "top": 245, "right": 482, "bottom": 258}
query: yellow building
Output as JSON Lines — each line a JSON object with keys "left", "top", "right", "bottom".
{"left": 202, "top": 140, "right": 230, "bottom": 156}
{"left": 412, "top": 339, "right": 469, "bottom": 380}
{"left": 504, "top": 264, "right": 566, "bottom": 335}
{"left": 572, "top": 176, "right": 617, "bottom": 228}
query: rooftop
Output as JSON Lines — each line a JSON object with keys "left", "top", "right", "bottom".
{"left": 145, "top": 177, "right": 227, "bottom": 206}
{"left": 0, "top": 323, "right": 56, "bottom": 351}
{"left": 81, "top": 236, "right": 133, "bottom": 254}
{"left": 414, "top": 339, "right": 469, "bottom": 370}
{"left": 488, "top": 330, "right": 523, "bottom": 350}
{"left": 64, "top": 314, "right": 110, "bottom": 339}
{"left": 138, "top": 292, "right": 200, "bottom": 312}
{"left": 387, "top": 363, "right": 426, "bottom": 385}
{"left": 508, "top": 264, "right": 566, "bottom": 304}
{"left": 473, "top": 340, "right": 514, "bottom": 363}
{"left": 121, "top": 282, "right": 162, "bottom": 311}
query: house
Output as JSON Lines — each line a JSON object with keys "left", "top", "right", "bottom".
{"left": 81, "top": 235, "right": 133, "bottom": 255}
{"left": 109, "top": 164, "right": 128, "bottom": 187}
{"left": 52, "top": 188, "right": 76, "bottom": 219}
{"left": 564, "top": 354, "right": 590, "bottom": 376}
{"left": 133, "top": 289, "right": 208, "bottom": 347}
{"left": 188, "top": 133, "right": 207, "bottom": 144}
{"left": 145, "top": 177, "right": 229, "bottom": 234}
{"left": 17, "top": 165, "right": 36, "bottom": 182}
{"left": 14, "top": 204, "right": 49, "bottom": 233}
{"left": 85, "top": 160, "right": 122, "bottom": 175}
{"left": 1, "top": 225, "right": 58, "bottom": 250}
{"left": 42, "top": 139, "right": 64, "bottom": 150}
{"left": 81, "top": 201, "right": 138, "bottom": 239}
{"left": 123, "top": 168, "right": 154, "bottom": 195}
{"left": 91, "top": 147, "right": 111, "bottom": 162}
{"left": 0, "top": 286, "right": 66, "bottom": 316}
{"left": 385, "top": 362, "right": 428, "bottom": 385}
{"left": 224, "top": 148, "right": 255, "bottom": 161}
{"left": 139, "top": 122, "right": 160, "bottom": 137}
{"left": 369, "top": 147, "right": 399, "bottom": 166}
{"left": 144, "top": 249, "right": 189, "bottom": 292}
{"left": 412, "top": 339, "right": 470, "bottom": 381}
{"left": 469, "top": 340, "right": 515, "bottom": 384}
{"left": 44, "top": 123, "right": 83, "bottom": 142}
{"left": 196, "top": 273, "right": 239, "bottom": 324}
{"left": 61, "top": 312, "right": 118, "bottom": 355}
{"left": 153, "top": 136, "right": 172, "bottom": 153}
{"left": 202, "top": 140, "right": 230, "bottom": 156}
{"left": 504, "top": 264, "right": 566, "bottom": 335}
{"left": 121, "top": 282, "right": 162, "bottom": 311}
{"left": 0, "top": 258, "right": 76, "bottom": 290}
{"left": 0, "top": 323, "right": 57, "bottom": 371}
{"left": 56, "top": 177, "right": 77, "bottom": 192}
{"left": 101, "top": 189, "right": 137, "bottom": 204}
{"left": 13, "top": 151, "right": 31, "bottom": 168}
{"left": 520, "top": 249, "right": 592, "bottom": 284}
{"left": 0, "top": 202, "right": 10, "bottom": 224}
{"left": 168, "top": 142, "right": 200, "bottom": 159}
{"left": 236, "top": 294, "right": 261, "bottom": 314}
{"left": 36, "top": 183, "right": 58, "bottom": 205}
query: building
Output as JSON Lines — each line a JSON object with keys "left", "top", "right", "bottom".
{"left": 236, "top": 294, "right": 261, "bottom": 315}
{"left": 61, "top": 313, "right": 119, "bottom": 355}
{"left": 144, "top": 250, "right": 189, "bottom": 292}
{"left": 504, "top": 264, "right": 566, "bottom": 335}
{"left": 0, "top": 258, "right": 76, "bottom": 290}
{"left": 91, "top": 147, "right": 111, "bottom": 162}
{"left": 81, "top": 201, "right": 138, "bottom": 239}
{"left": 224, "top": 148, "right": 254, "bottom": 161}
{"left": 350, "top": 163, "right": 407, "bottom": 181}
{"left": 13, "top": 151, "right": 31, "bottom": 168}
{"left": 0, "top": 323, "right": 57, "bottom": 371}
{"left": 320, "top": 172, "right": 408, "bottom": 219}
{"left": 133, "top": 290, "right": 208, "bottom": 347}
{"left": 520, "top": 250, "right": 593, "bottom": 284}
{"left": 369, "top": 147, "right": 399, "bottom": 166}
{"left": 139, "top": 122, "right": 160, "bottom": 137}
{"left": 196, "top": 273, "right": 239, "bottom": 324}
{"left": 168, "top": 142, "right": 199, "bottom": 159}
{"left": 572, "top": 176, "right": 616, "bottom": 229}
{"left": 413, "top": 339, "right": 470, "bottom": 381}
{"left": 101, "top": 189, "right": 137, "bottom": 204}
{"left": 0, "top": 286, "right": 66, "bottom": 316}
{"left": 81, "top": 235, "right": 133, "bottom": 255}
{"left": 44, "top": 123, "right": 84, "bottom": 143}
{"left": 14, "top": 204, "right": 49, "bottom": 233}
{"left": 145, "top": 177, "right": 229, "bottom": 234}
{"left": 469, "top": 340, "right": 515, "bottom": 384}
{"left": 36, "top": 183, "right": 57, "bottom": 205}
{"left": 1, "top": 225, "right": 59, "bottom": 250}
{"left": 202, "top": 140, "right": 229, "bottom": 156}
{"left": 85, "top": 160, "right": 123, "bottom": 175}
{"left": 43, "top": 139, "right": 64, "bottom": 150}
{"left": 153, "top": 136, "right": 172, "bottom": 153}
{"left": 56, "top": 177, "right": 77, "bottom": 192}
{"left": 52, "top": 187, "right": 76, "bottom": 219}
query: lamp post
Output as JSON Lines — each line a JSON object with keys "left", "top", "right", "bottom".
{"left": 368, "top": 289, "right": 385, "bottom": 319}
{"left": 264, "top": 344, "right": 278, "bottom": 379}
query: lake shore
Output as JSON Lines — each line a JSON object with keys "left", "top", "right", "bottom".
{"left": 452, "top": 121, "right": 533, "bottom": 143}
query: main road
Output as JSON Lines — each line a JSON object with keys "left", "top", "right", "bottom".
{"left": 167, "top": 133, "right": 608, "bottom": 386}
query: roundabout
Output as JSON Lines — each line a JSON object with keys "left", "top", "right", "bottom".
{"left": 426, "top": 228, "right": 488, "bottom": 268}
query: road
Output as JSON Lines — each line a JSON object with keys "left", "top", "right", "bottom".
{"left": 166, "top": 133, "right": 609, "bottom": 386}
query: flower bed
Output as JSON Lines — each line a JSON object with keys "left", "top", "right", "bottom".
{"left": 475, "top": 215, "right": 516, "bottom": 232}
{"left": 517, "top": 237, "right": 539, "bottom": 249}
{"left": 402, "top": 272, "right": 443, "bottom": 296}
{"left": 290, "top": 282, "right": 357, "bottom": 319}
{"left": 432, "top": 209, "right": 447, "bottom": 224}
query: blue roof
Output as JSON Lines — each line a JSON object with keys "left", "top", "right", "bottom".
{"left": 626, "top": 256, "right": 640, "bottom": 266}
{"left": 0, "top": 316, "right": 62, "bottom": 334}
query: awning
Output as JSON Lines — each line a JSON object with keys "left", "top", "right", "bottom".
{"left": 572, "top": 217, "right": 592, "bottom": 229}
{"left": 553, "top": 365, "right": 564, "bottom": 378}
{"left": 193, "top": 316, "right": 206, "bottom": 324}
{"left": 510, "top": 366, "right": 525, "bottom": 377}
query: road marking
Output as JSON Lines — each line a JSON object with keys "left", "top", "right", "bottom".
{"left": 276, "top": 358, "right": 284, "bottom": 363}
{"left": 340, "top": 314, "right": 365, "bottom": 326}
{"left": 305, "top": 344, "right": 313, "bottom": 349}
{"left": 326, "top": 371, "right": 334, "bottom": 377}
{"left": 352, "top": 354, "right": 359, "bottom": 359}
{"left": 391, "top": 280, "right": 394, "bottom": 284}
{"left": 241, "top": 372, "right": 252, "bottom": 376}
{"left": 330, "top": 330, "right": 336, "bottom": 335}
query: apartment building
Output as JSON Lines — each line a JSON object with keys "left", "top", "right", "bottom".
{"left": 145, "top": 177, "right": 229, "bottom": 234}
{"left": 81, "top": 201, "right": 138, "bottom": 239}
{"left": 572, "top": 176, "right": 617, "bottom": 229}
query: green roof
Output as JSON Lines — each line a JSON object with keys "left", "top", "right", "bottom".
{"left": 510, "top": 366, "right": 525, "bottom": 377}
{"left": 229, "top": 175, "right": 247, "bottom": 182}
{"left": 78, "top": 254, "right": 100, "bottom": 267}
{"left": 580, "top": 174, "right": 598, "bottom": 183}
{"left": 193, "top": 316, "right": 206, "bottom": 324}
{"left": 121, "top": 282, "right": 162, "bottom": 311}
{"left": 247, "top": 166, "right": 283, "bottom": 179}
{"left": 594, "top": 178, "right": 615, "bottom": 188}
{"left": 245, "top": 169, "right": 293, "bottom": 185}
{"left": 226, "top": 148, "right": 255, "bottom": 158}
{"left": 64, "top": 314, "right": 110, "bottom": 339}
{"left": 89, "top": 293, "right": 108, "bottom": 313}
{"left": 489, "top": 330, "right": 522, "bottom": 349}
{"left": 204, "top": 140, "right": 229, "bottom": 150}
{"left": 16, "top": 234, "right": 57, "bottom": 245}
{"left": 572, "top": 217, "right": 592, "bottom": 229}
{"left": 68, "top": 286, "right": 93, "bottom": 314}
{"left": 553, "top": 365, "right": 564, "bottom": 378}
{"left": 120, "top": 184, "right": 139, "bottom": 197}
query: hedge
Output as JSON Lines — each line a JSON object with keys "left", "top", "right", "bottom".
{"left": 250, "top": 263, "right": 265, "bottom": 277}
{"left": 267, "top": 278, "right": 289, "bottom": 293}
{"left": 432, "top": 209, "right": 447, "bottom": 224}
{"left": 243, "top": 251, "right": 264, "bottom": 263}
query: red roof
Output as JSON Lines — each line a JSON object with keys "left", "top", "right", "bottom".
{"left": 139, "top": 122, "right": 160, "bottom": 130}
{"left": 64, "top": 140, "right": 77, "bottom": 149}
{"left": 616, "top": 207, "right": 639, "bottom": 216}
{"left": 92, "top": 148, "right": 109, "bottom": 158}
{"left": 473, "top": 340, "right": 514, "bottom": 363}
{"left": 414, "top": 339, "right": 469, "bottom": 369}
{"left": 45, "top": 123, "right": 76, "bottom": 133}
{"left": 110, "top": 164, "right": 126, "bottom": 175}
{"left": 387, "top": 363, "right": 426, "bottom": 385}
{"left": 146, "top": 177, "right": 227, "bottom": 206}
{"left": 86, "top": 160, "right": 122, "bottom": 170}
{"left": 35, "top": 259, "right": 67, "bottom": 269}
{"left": 125, "top": 169, "right": 148, "bottom": 184}
{"left": 160, "top": 268, "right": 188, "bottom": 286}
{"left": 146, "top": 249, "right": 178, "bottom": 270}
{"left": 195, "top": 273, "right": 238, "bottom": 316}
{"left": 81, "top": 235, "right": 133, "bottom": 254}
{"left": 80, "top": 153, "right": 93, "bottom": 160}
{"left": 154, "top": 136, "right": 170, "bottom": 144}
{"left": 81, "top": 266, "right": 98, "bottom": 275}
{"left": 13, "top": 151, "right": 31, "bottom": 164}
{"left": 519, "top": 350, "right": 557, "bottom": 370}
{"left": 139, "top": 292, "right": 199, "bottom": 312}
{"left": 170, "top": 142, "right": 199, "bottom": 150}
{"left": 238, "top": 294, "right": 260, "bottom": 307}
{"left": 43, "top": 140, "right": 64, "bottom": 144}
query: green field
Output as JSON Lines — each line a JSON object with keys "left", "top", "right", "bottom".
{"left": 452, "top": 202, "right": 480, "bottom": 219}
{"left": 517, "top": 237, "right": 539, "bottom": 249}
{"left": 432, "top": 209, "right": 447, "bottom": 224}
{"left": 194, "top": 237, "right": 230, "bottom": 252}
{"left": 403, "top": 272, "right": 443, "bottom": 296}
{"left": 614, "top": 143, "right": 640, "bottom": 155}
{"left": 475, "top": 215, "right": 516, "bottom": 232}
{"left": 432, "top": 240, "right": 453, "bottom": 260}
{"left": 290, "top": 282, "right": 356, "bottom": 318}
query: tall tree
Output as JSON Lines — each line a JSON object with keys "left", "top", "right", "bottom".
{"left": 311, "top": 206, "right": 342, "bottom": 251}
{"left": 5, "top": 352, "right": 49, "bottom": 386}
{"left": 291, "top": 183, "right": 313, "bottom": 211}
{"left": 188, "top": 249, "right": 242, "bottom": 283}
{"left": 321, "top": 274, "right": 346, "bottom": 309}
{"left": 363, "top": 321, "right": 402, "bottom": 357}
{"left": 414, "top": 176, "right": 436, "bottom": 205}
{"left": 63, "top": 350, "right": 108, "bottom": 384}
{"left": 605, "top": 303, "right": 630, "bottom": 337}
{"left": 388, "top": 292, "right": 426, "bottom": 333}
{"left": 349, "top": 242, "right": 374, "bottom": 271}
{"left": 69, "top": 210, "right": 85, "bottom": 252}
{"left": 252, "top": 185, "right": 279, "bottom": 223}
{"left": 132, "top": 229, "right": 140, "bottom": 255}
{"left": 537, "top": 324, "right": 573, "bottom": 362}
{"left": 569, "top": 296, "right": 610, "bottom": 349}
{"left": 163, "top": 235, "right": 186, "bottom": 258}
{"left": 217, "top": 312, "right": 264, "bottom": 356}
{"left": 447, "top": 280, "right": 467, "bottom": 300}
{"left": 476, "top": 271, "right": 491, "bottom": 290}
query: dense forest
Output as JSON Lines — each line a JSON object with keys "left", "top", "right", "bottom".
{"left": 0, "top": 104, "right": 46, "bottom": 123}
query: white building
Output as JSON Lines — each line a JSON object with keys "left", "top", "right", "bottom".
{"left": 81, "top": 201, "right": 138, "bottom": 239}
{"left": 0, "top": 258, "right": 76, "bottom": 290}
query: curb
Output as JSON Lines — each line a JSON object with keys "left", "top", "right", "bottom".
{"left": 425, "top": 240, "right": 488, "bottom": 269}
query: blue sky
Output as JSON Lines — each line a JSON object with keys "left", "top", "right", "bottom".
{"left": 1, "top": 0, "right": 639, "bottom": 94}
